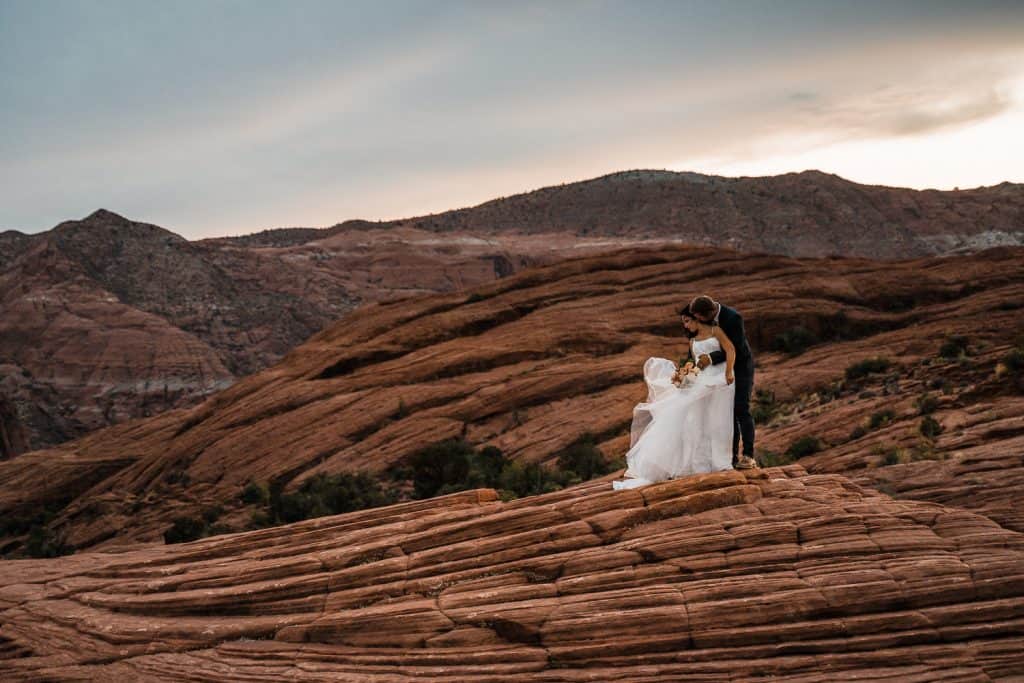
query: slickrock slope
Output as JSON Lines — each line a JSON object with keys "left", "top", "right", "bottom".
{"left": 1, "top": 467, "right": 1022, "bottom": 681}
{"left": 6, "top": 169, "right": 1023, "bottom": 455}
{"left": 0, "top": 245, "right": 1021, "bottom": 555}
{"left": 0, "top": 212, "right": 558, "bottom": 456}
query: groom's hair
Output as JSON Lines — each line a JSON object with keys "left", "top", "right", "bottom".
{"left": 690, "top": 295, "right": 716, "bottom": 318}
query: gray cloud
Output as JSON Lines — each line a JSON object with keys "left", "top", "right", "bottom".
{"left": 2, "top": 0, "right": 1023, "bottom": 237}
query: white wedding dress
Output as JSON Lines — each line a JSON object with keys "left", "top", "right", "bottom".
{"left": 612, "top": 336, "right": 736, "bottom": 490}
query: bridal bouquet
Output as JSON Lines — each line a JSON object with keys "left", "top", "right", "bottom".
{"left": 673, "top": 360, "right": 700, "bottom": 386}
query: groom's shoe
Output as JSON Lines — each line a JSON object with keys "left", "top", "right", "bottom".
{"left": 735, "top": 455, "right": 758, "bottom": 470}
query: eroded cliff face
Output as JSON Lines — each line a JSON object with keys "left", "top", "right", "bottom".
{"left": 0, "top": 245, "right": 1021, "bottom": 555}
{"left": 0, "top": 466, "right": 1021, "bottom": 681}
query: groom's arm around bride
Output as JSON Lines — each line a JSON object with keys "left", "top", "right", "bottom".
{"left": 689, "top": 296, "right": 757, "bottom": 467}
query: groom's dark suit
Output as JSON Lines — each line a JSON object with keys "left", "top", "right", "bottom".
{"left": 703, "top": 304, "right": 756, "bottom": 462}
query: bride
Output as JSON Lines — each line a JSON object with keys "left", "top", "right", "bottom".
{"left": 612, "top": 306, "right": 741, "bottom": 490}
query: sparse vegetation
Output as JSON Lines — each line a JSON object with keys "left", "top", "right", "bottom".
{"left": 164, "top": 505, "right": 229, "bottom": 544}
{"left": 845, "top": 357, "right": 892, "bottom": 381}
{"left": 939, "top": 335, "right": 969, "bottom": 359}
{"left": 398, "top": 435, "right": 621, "bottom": 501}
{"left": 757, "top": 450, "right": 792, "bottom": 467}
{"left": 772, "top": 326, "right": 820, "bottom": 356}
{"left": 785, "top": 436, "right": 824, "bottom": 460}
{"left": 868, "top": 410, "right": 896, "bottom": 430}
{"left": 241, "top": 481, "right": 269, "bottom": 506}
{"left": 848, "top": 425, "right": 868, "bottom": 441}
{"left": 919, "top": 416, "right": 943, "bottom": 439}
{"left": 751, "top": 389, "right": 778, "bottom": 425}
{"left": 915, "top": 393, "right": 939, "bottom": 415}
{"left": 270, "top": 472, "right": 396, "bottom": 525}
{"left": 873, "top": 443, "right": 903, "bottom": 466}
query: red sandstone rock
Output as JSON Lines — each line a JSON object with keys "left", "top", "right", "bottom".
{"left": 5, "top": 169, "right": 1024, "bottom": 456}
{"left": 0, "top": 468, "right": 1022, "bottom": 680}
{"left": 0, "top": 245, "right": 1021, "bottom": 557}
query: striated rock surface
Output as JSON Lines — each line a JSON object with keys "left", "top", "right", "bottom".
{"left": 5, "top": 169, "right": 1024, "bottom": 456}
{"left": 1, "top": 467, "right": 1022, "bottom": 680}
{"left": 0, "top": 245, "right": 1021, "bottom": 554}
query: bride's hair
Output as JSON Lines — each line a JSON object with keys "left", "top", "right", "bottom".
{"left": 677, "top": 305, "right": 700, "bottom": 339}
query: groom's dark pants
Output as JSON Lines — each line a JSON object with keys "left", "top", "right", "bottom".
{"left": 732, "top": 365, "right": 756, "bottom": 463}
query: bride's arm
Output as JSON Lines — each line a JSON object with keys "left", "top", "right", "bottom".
{"left": 713, "top": 326, "right": 736, "bottom": 383}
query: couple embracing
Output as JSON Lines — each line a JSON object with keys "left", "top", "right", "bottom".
{"left": 613, "top": 295, "right": 757, "bottom": 490}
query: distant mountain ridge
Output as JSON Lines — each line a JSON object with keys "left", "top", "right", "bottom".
{"left": 216, "top": 169, "right": 1024, "bottom": 257}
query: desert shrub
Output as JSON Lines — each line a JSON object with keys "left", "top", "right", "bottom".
{"left": 275, "top": 472, "right": 395, "bottom": 524}
{"left": 785, "top": 436, "right": 823, "bottom": 460}
{"left": 241, "top": 481, "right": 269, "bottom": 505}
{"left": 751, "top": 389, "right": 778, "bottom": 425}
{"left": 556, "top": 433, "right": 614, "bottom": 481}
{"left": 845, "top": 357, "right": 892, "bottom": 380}
{"left": 849, "top": 425, "right": 868, "bottom": 441}
{"left": 772, "top": 326, "right": 820, "bottom": 356}
{"left": 1005, "top": 348, "right": 1024, "bottom": 372}
{"left": 757, "top": 450, "right": 792, "bottom": 467}
{"left": 915, "top": 393, "right": 939, "bottom": 415}
{"left": 868, "top": 410, "right": 896, "bottom": 430}
{"left": 164, "top": 516, "right": 207, "bottom": 544}
{"left": 408, "top": 439, "right": 479, "bottom": 499}
{"left": 25, "top": 525, "right": 72, "bottom": 558}
{"left": 873, "top": 443, "right": 903, "bottom": 466}
{"left": 939, "top": 335, "right": 969, "bottom": 359}
{"left": 816, "top": 381, "right": 844, "bottom": 404}
{"left": 406, "top": 435, "right": 618, "bottom": 502}
{"left": 919, "top": 416, "right": 943, "bottom": 439}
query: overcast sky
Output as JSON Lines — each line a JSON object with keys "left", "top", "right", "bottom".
{"left": 2, "top": 0, "right": 1023, "bottom": 239}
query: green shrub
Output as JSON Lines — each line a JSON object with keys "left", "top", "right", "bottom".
{"left": 275, "top": 472, "right": 395, "bottom": 524}
{"left": 845, "top": 357, "right": 892, "bottom": 381}
{"left": 25, "top": 524, "right": 72, "bottom": 558}
{"left": 241, "top": 481, "right": 269, "bottom": 505}
{"left": 1004, "top": 348, "right": 1024, "bottom": 372}
{"left": 164, "top": 516, "right": 207, "bottom": 544}
{"left": 757, "top": 450, "right": 792, "bottom": 467}
{"left": 785, "top": 436, "right": 824, "bottom": 460}
{"left": 919, "top": 416, "right": 943, "bottom": 439}
{"left": 939, "top": 335, "right": 969, "bottom": 359}
{"left": 556, "top": 433, "right": 614, "bottom": 481}
{"left": 772, "top": 326, "right": 820, "bottom": 356}
{"left": 408, "top": 439, "right": 479, "bottom": 499}
{"left": 868, "top": 410, "right": 896, "bottom": 430}
{"left": 849, "top": 425, "right": 868, "bottom": 441}
{"left": 751, "top": 389, "right": 778, "bottom": 425}
{"left": 915, "top": 394, "right": 939, "bottom": 415}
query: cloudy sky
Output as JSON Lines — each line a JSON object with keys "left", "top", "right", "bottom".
{"left": 2, "top": 1, "right": 1023, "bottom": 239}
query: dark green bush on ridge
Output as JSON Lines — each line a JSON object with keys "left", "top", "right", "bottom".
{"left": 786, "top": 436, "right": 824, "bottom": 460}
{"left": 845, "top": 357, "right": 892, "bottom": 380}
{"left": 920, "top": 416, "right": 943, "bottom": 439}
{"left": 271, "top": 472, "right": 395, "bottom": 525}
{"left": 939, "top": 335, "right": 969, "bottom": 359}
{"left": 772, "top": 326, "right": 819, "bottom": 356}
{"left": 868, "top": 410, "right": 896, "bottom": 430}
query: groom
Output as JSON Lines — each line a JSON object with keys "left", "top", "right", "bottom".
{"left": 690, "top": 295, "right": 757, "bottom": 469}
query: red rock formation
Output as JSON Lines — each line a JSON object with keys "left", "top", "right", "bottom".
{"left": 0, "top": 467, "right": 1022, "bottom": 680}
{"left": 5, "top": 169, "right": 1023, "bottom": 455}
{"left": 0, "top": 245, "right": 1020, "bottom": 555}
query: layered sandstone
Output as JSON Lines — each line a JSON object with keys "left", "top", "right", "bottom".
{"left": 4, "top": 169, "right": 1023, "bottom": 456}
{"left": 1, "top": 466, "right": 1022, "bottom": 681}
{"left": 0, "top": 245, "right": 1021, "bottom": 555}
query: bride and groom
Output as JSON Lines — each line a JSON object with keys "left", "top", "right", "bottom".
{"left": 613, "top": 295, "right": 757, "bottom": 490}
